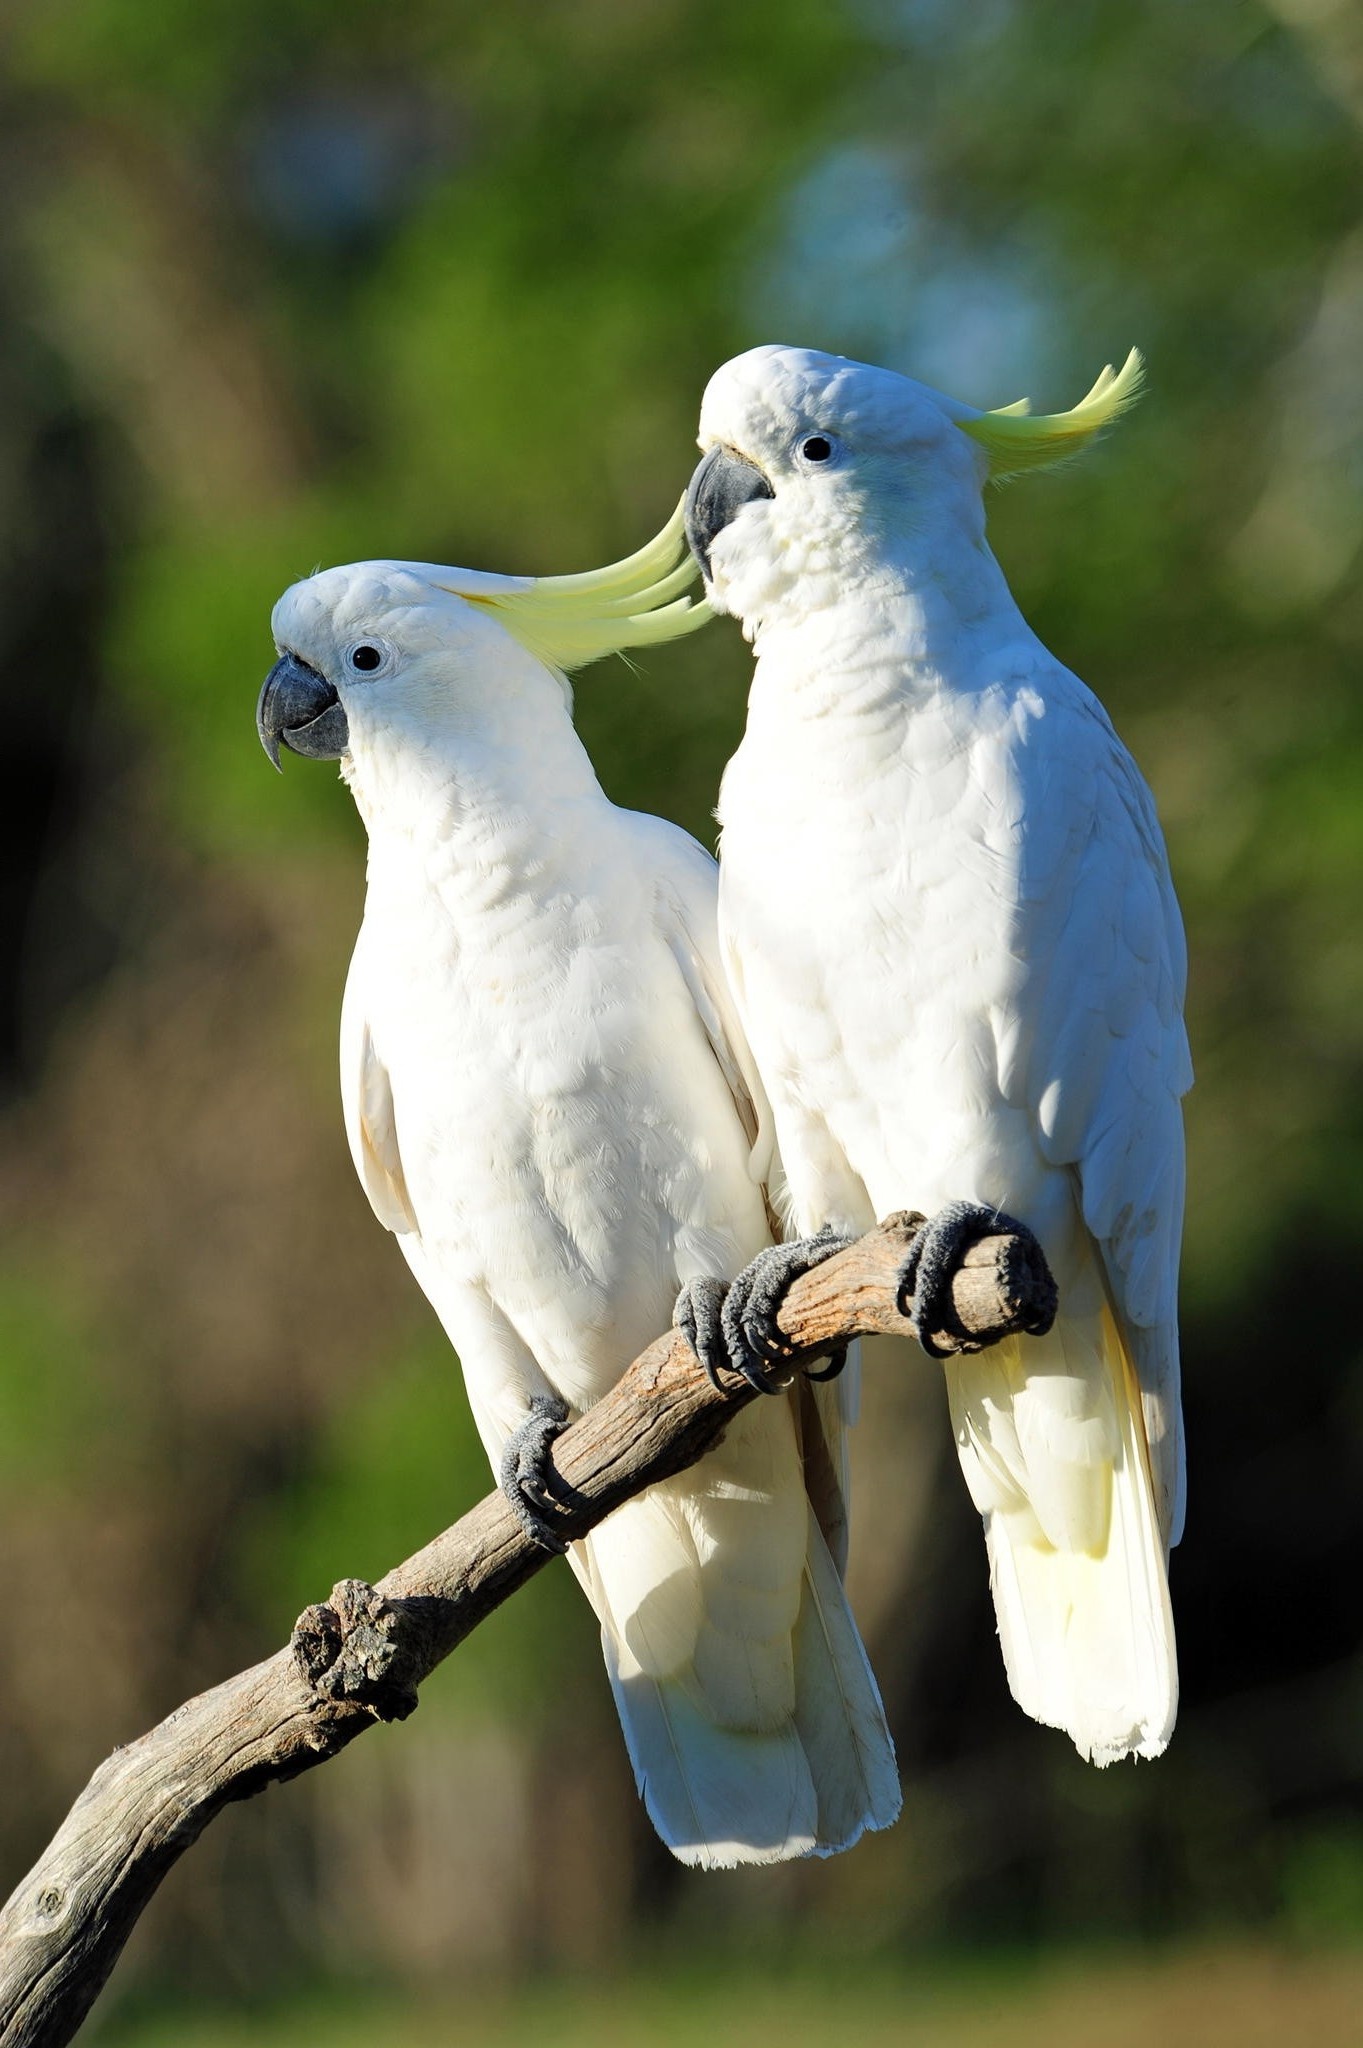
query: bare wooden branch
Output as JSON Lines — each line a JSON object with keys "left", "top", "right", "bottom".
{"left": 0, "top": 1213, "right": 1055, "bottom": 2048}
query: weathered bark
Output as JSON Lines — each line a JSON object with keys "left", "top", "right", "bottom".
{"left": 0, "top": 1212, "right": 1055, "bottom": 2048}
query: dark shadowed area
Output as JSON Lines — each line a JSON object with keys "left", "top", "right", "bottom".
{"left": 1, "top": 0, "right": 1361, "bottom": 2039}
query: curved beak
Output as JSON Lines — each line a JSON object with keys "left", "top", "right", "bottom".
{"left": 683, "top": 445, "right": 774, "bottom": 580}
{"left": 256, "top": 652, "right": 350, "bottom": 771}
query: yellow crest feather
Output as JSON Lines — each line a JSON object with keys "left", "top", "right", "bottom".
{"left": 960, "top": 347, "right": 1144, "bottom": 480}
{"left": 459, "top": 499, "right": 713, "bottom": 672}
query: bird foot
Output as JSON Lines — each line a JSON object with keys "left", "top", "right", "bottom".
{"left": 674, "top": 1275, "right": 733, "bottom": 1391}
{"left": 681, "top": 1228, "right": 856, "bottom": 1394}
{"left": 898, "top": 1200, "right": 1039, "bottom": 1358}
{"left": 499, "top": 1394, "right": 573, "bottom": 1553}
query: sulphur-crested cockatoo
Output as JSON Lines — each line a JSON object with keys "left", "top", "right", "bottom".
{"left": 682, "top": 346, "right": 1190, "bottom": 1767}
{"left": 255, "top": 509, "right": 900, "bottom": 1863}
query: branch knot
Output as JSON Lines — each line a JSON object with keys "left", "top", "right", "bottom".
{"left": 291, "top": 1579, "right": 423, "bottom": 1723}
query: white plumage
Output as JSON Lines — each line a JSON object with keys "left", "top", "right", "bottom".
{"left": 690, "top": 344, "right": 1190, "bottom": 1765}
{"left": 266, "top": 539, "right": 900, "bottom": 1861}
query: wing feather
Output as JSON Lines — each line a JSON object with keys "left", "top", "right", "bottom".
{"left": 633, "top": 813, "right": 860, "bottom": 1571}
{"left": 1014, "top": 683, "right": 1192, "bottom": 1544}
{"left": 339, "top": 939, "right": 419, "bottom": 1236}
{"left": 638, "top": 816, "right": 775, "bottom": 1182}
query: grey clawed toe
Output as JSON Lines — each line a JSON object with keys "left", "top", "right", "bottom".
{"left": 674, "top": 1275, "right": 732, "bottom": 1390}
{"left": 676, "top": 1227, "right": 855, "bottom": 1395}
{"left": 499, "top": 1393, "right": 573, "bottom": 1553}
{"left": 899, "top": 1199, "right": 1035, "bottom": 1358}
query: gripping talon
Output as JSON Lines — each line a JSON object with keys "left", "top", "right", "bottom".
{"left": 899, "top": 1199, "right": 1035, "bottom": 1358}
{"left": 674, "top": 1275, "right": 732, "bottom": 1391}
{"left": 499, "top": 1394, "right": 572, "bottom": 1553}
{"left": 721, "top": 1328, "right": 797, "bottom": 1396}
{"left": 719, "top": 1226, "right": 857, "bottom": 1393}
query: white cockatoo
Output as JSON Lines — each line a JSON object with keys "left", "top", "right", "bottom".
{"left": 255, "top": 510, "right": 900, "bottom": 1864}
{"left": 682, "top": 345, "right": 1190, "bottom": 1768}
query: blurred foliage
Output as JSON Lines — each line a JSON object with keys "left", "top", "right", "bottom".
{"left": 0, "top": 1259, "right": 109, "bottom": 1490}
{"left": 0, "top": 0, "right": 1361, "bottom": 2024}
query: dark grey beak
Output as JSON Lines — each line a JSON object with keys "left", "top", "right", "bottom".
{"left": 256, "top": 652, "right": 350, "bottom": 771}
{"left": 683, "top": 445, "right": 774, "bottom": 579}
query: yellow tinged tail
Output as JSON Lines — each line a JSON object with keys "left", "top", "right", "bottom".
{"left": 948, "top": 1298, "right": 1177, "bottom": 1766}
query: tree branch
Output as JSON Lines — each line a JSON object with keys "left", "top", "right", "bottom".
{"left": 0, "top": 1212, "right": 1055, "bottom": 2048}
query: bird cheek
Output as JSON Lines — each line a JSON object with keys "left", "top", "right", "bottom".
{"left": 701, "top": 525, "right": 743, "bottom": 616}
{"left": 708, "top": 509, "right": 778, "bottom": 618}
{"left": 714, "top": 509, "right": 814, "bottom": 632}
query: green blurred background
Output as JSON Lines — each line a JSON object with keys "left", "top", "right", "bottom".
{"left": 2, "top": 0, "right": 1362, "bottom": 2040}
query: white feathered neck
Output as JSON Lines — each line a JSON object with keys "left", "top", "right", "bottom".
{"left": 342, "top": 629, "right": 610, "bottom": 877}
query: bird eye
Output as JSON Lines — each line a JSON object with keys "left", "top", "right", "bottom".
{"left": 348, "top": 644, "right": 384, "bottom": 673}
{"left": 799, "top": 435, "right": 834, "bottom": 464}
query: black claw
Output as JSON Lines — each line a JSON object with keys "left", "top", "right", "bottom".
{"left": 674, "top": 1276, "right": 732, "bottom": 1391}
{"left": 898, "top": 1199, "right": 1033, "bottom": 1359}
{"left": 719, "top": 1227, "right": 857, "bottom": 1394}
{"left": 499, "top": 1394, "right": 572, "bottom": 1553}
{"left": 805, "top": 1344, "right": 849, "bottom": 1384}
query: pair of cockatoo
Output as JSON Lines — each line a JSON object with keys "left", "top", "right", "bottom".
{"left": 258, "top": 342, "right": 1189, "bottom": 1869}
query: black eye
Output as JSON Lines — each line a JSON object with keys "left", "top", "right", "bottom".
{"left": 800, "top": 435, "right": 833, "bottom": 463}
{"left": 349, "top": 644, "right": 383, "bottom": 672}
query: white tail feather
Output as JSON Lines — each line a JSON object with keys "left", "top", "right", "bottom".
{"left": 949, "top": 1306, "right": 1177, "bottom": 1766}
{"left": 601, "top": 1633, "right": 818, "bottom": 1869}
{"left": 793, "top": 1505, "right": 902, "bottom": 1851}
{"left": 571, "top": 1396, "right": 898, "bottom": 1865}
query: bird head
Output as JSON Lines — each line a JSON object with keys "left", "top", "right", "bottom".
{"left": 684, "top": 343, "right": 1142, "bottom": 628}
{"left": 257, "top": 500, "right": 713, "bottom": 779}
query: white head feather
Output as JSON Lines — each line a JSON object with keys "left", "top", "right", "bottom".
{"left": 692, "top": 343, "right": 1141, "bottom": 629}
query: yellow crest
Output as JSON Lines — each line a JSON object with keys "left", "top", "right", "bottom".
{"left": 457, "top": 499, "right": 712, "bottom": 673}
{"left": 959, "top": 347, "right": 1144, "bottom": 480}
